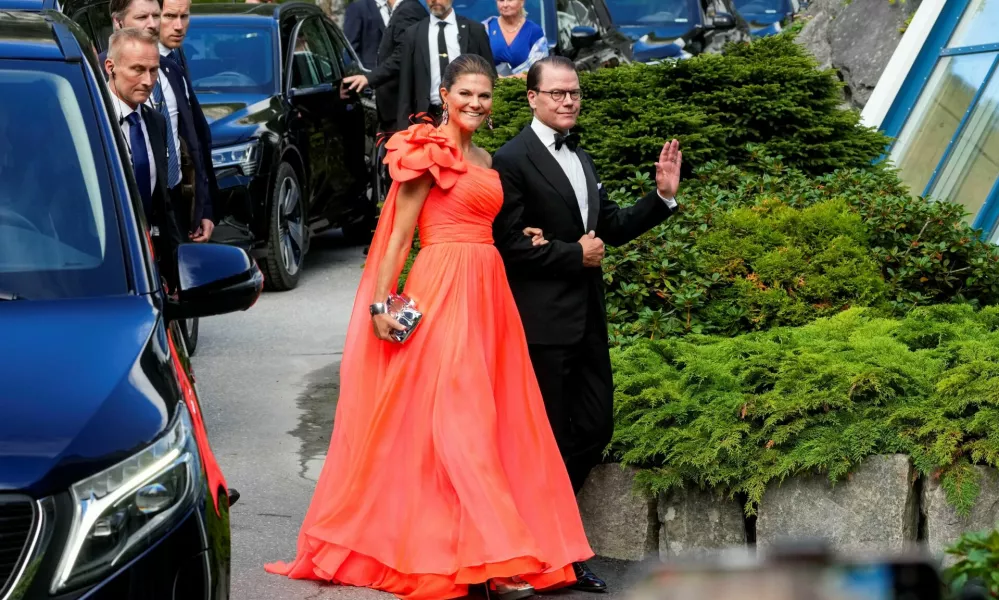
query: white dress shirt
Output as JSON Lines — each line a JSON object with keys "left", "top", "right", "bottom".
{"left": 376, "top": 0, "right": 390, "bottom": 26}
{"left": 428, "top": 9, "right": 461, "bottom": 106}
{"left": 530, "top": 117, "right": 678, "bottom": 229}
{"left": 112, "top": 93, "right": 157, "bottom": 199}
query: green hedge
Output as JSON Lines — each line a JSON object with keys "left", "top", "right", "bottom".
{"left": 610, "top": 303, "right": 999, "bottom": 515}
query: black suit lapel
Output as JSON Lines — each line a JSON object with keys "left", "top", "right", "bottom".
{"left": 372, "top": 0, "right": 385, "bottom": 32}
{"left": 523, "top": 127, "right": 585, "bottom": 232}
{"left": 579, "top": 150, "right": 600, "bottom": 232}
{"left": 418, "top": 19, "right": 430, "bottom": 80}
{"left": 457, "top": 17, "right": 469, "bottom": 53}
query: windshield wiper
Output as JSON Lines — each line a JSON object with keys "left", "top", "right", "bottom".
{"left": 0, "top": 290, "right": 21, "bottom": 300}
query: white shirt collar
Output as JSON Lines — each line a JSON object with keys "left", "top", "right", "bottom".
{"left": 159, "top": 42, "right": 172, "bottom": 57}
{"left": 530, "top": 117, "right": 566, "bottom": 149}
{"left": 375, "top": 0, "right": 388, "bottom": 8}
{"left": 111, "top": 93, "right": 140, "bottom": 123}
{"left": 430, "top": 8, "right": 458, "bottom": 28}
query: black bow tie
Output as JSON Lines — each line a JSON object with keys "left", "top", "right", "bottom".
{"left": 554, "top": 132, "right": 579, "bottom": 152}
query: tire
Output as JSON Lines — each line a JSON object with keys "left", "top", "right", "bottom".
{"left": 261, "top": 162, "right": 306, "bottom": 291}
{"left": 181, "top": 317, "right": 199, "bottom": 356}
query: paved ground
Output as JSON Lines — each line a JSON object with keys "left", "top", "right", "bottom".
{"left": 192, "top": 231, "right": 649, "bottom": 600}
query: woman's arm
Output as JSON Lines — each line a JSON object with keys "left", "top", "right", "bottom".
{"left": 371, "top": 173, "right": 433, "bottom": 340}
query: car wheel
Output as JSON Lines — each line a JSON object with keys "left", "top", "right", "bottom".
{"left": 262, "top": 162, "right": 305, "bottom": 291}
{"left": 181, "top": 317, "right": 199, "bottom": 355}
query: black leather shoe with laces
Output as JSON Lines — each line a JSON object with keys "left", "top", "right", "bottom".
{"left": 570, "top": 562, "right": 607, "bottom": 593}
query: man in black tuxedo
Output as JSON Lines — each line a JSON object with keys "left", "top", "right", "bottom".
{"left": 342, "top": 0, "right": 428, "bottom": 132}
{"left": 343, "top": 0, "right": 389, "bottom": 70}
{"left": 104, "top": 27, "right": 184, "bottom": 288}
{"left": 394, "top": 0, "right": 494, "bottom": 129}
{"left": 492, "top": 55, "right": 682, "bottom": 593}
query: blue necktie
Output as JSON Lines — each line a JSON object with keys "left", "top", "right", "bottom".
{"left": 125, "top": 111, "right": 153, "bottom": 216}
{"left": 152, "top": 79, "right": 182, "bottom": 188}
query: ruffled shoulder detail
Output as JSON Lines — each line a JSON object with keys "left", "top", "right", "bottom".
{"left": 383, "top": 123, "right": 467, "bottom": 190}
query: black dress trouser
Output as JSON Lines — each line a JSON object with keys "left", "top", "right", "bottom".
{"left": 527, "top": 299, "right": 615, "bottom": 494}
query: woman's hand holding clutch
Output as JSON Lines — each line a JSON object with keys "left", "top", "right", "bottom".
{"left": 372, "top": 313, "right": 407, "bottom": 342}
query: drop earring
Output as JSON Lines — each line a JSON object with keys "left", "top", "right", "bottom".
{"left": 487, "top": 115, "right": 494, "bottom": 130}
{"left": 441, "top": 102, "right": 449, "bottom": 126}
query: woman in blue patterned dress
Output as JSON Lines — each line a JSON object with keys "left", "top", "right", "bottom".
{"left": 483, "top": 0, "right": 549, "bottom": 78}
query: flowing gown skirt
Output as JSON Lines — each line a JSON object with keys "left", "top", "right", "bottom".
{"left": 264, "top": 124, "right": 593, "bottom": 599}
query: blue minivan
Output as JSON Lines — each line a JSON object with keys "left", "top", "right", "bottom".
{"left": 0, "top": 10, "right": 261, "bottom": 599}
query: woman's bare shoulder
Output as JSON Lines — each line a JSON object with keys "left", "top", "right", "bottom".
{"left": 469, "top": 145, "right": 492, "bottom": 169}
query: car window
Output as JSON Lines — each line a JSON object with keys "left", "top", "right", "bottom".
{"left": 0, "top": 60, "right": 127, "bottom": 300}
{"left": 557, "top": 0, "right": 600, "bottom": 50}
{"left": 324, "top": 20, "right": 361, "bottom": 76}
{"left": 291, "top": 16, "right": 340, "bottom": 88}
{"left": 87, "top": 5, "right": 114, "bottom": 53}
{"left": 184, "top": 24, "right": 277, "bottom": 95}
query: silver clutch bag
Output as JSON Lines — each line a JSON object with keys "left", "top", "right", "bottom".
{"left": 387, "top": 292, "right": 422, "bottom": 343}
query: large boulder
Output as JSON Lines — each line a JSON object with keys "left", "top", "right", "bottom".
{"left": 923, "top": 466, "right": 999, "bottom": 565}
{"left": 756, "top": 454, "right": 919, "bottom": 553}
{"left": 796, "top": 0, "right": 921, "bottom": 108}
{"left": 577, "top": 464, "right": 658, "bottom": 560}
{"left": 659, "top": 487, "right": 746, "bottom": 559}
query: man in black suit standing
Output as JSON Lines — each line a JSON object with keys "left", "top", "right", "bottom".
{"left": 395, "top": 0, "right": 494, "bottom": 129}
{"left": 104, "top": 27, "right": 184, "bottom": 288}
{"left": 342, "top": 0, "right": 428, "bottom": 132}
{"left": 491, "top": 55, "right": 682, "bottom": 594}
{"left": 343, "top": 0, "right": 389, "bottom": 70}
{"left": 158, "top": 0, "right": 217, "bottom": 243}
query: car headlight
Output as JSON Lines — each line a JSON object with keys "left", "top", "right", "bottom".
{"left": 52, "top": 403, "right": 201, "bottom": 593}
{"left": 212, "top": 140, "right": 260, "bottom": 176}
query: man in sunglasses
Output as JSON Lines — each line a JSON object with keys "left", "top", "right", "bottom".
{"left": 491, "top": 54, "right": 683, "bottom": 594}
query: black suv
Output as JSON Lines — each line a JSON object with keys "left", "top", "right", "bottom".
{"left": 186, "top": 3, "right": 381, "bottom": 290}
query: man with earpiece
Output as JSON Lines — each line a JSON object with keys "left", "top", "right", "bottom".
{"left": 106, "top": 0, "right": 216, "bottom": 245}
{"left": 104, "top": 27, "right": 185, "bottom": 291}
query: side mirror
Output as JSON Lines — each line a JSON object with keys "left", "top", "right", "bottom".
{"left": 709, "top": 13, "right": 736, "bottom": 29}
{"left": 166, "top": 243, "right": 263, "bottom": 321}
{"left": 287, "top": 82, "right": 334, "bottom": 100}
{"left": 571, "top": 25, "right": 600, "bottom": 49}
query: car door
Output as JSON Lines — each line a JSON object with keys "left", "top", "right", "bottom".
{"left": 285, "top": 14, "right": 341, "bottom": 223}
{"left": 323, "top": 19, "right": 373, "bottom": 216}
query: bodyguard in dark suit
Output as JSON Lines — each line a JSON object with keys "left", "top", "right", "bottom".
{"left": 491, "top": 55, "right": 682, "bottom": 594}
{"left": 343, "top": 0, "right": 428, "bottom": 132}
{"left": 159, "top": 0, "right": 216, "bottom": 242}
{"left": 105, "top": 28, "right": 184, "bottom": 287}
{"left": 343, "top": 0, "right": 388, "bottom": 70}
{"left": 395, "top": 0, "right": 495, "bottom": 129}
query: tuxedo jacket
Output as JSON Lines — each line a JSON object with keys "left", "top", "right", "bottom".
{"left": 366, "top": 0, "right": 428, "bottom": 128}
{"left": 344, "top": 0, "right": 384, "bottom": 70}
{"left": 492, "top": 126, "right": 675, "bottom": 346}
{"left": 395, "top": 15, "right": 495, "bottom": 129}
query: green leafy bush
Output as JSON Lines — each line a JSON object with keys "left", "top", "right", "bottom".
{"left": 601, "top": 158, "right": 999, "bottom": 344}
{"left": 610, "top": 304, "right": 999, "bottom": 515}
{"left": 945, "top": 528, "right": 999, "bottom": 597}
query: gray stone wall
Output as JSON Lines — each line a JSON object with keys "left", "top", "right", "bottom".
{"left": 796, "top": 0, "right": 921, "bottom": 109}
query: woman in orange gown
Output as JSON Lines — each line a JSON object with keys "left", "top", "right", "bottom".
{"left": 264, "top": 54, "right": 594, "bottom": 599}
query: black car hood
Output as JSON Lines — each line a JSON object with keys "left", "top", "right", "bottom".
{"left": 200, "top": 92, "right": 280, "bottom": 147}
{"left": 0, "top": 296, "right": 181, "bottom": 497}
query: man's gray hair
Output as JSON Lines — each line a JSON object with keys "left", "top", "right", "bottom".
{"left": 107, "top": 27, "right": 158, "bottom": 62}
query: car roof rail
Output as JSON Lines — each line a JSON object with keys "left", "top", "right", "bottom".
{"left": 44, "top": 11, "right": 82, "bottom": 62}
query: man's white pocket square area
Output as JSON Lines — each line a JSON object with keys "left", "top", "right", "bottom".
{"left": 597, "top": 183, "right": 603, "bottom": 190}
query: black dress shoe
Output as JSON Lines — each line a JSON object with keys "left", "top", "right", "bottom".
{"left": 227, "top": 487, "right": 240, "bottom": 506}
{"left": 570, "top": 562, "right": 607, "bottom": 593}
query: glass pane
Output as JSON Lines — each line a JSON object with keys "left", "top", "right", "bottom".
{"left": 0, "top": 61, "right": 126, "bottom": 300}
{"left": 948, "top": 0, "right": 999, "bottom": 48}
{"left": 889, "top": 53, "right": 995, "bottom": 197}
{"left": 184, "top": 25, "right": 276, "bottom": 95}
{"left": 928, "top": 64, "right": 999, "bottom": 225}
